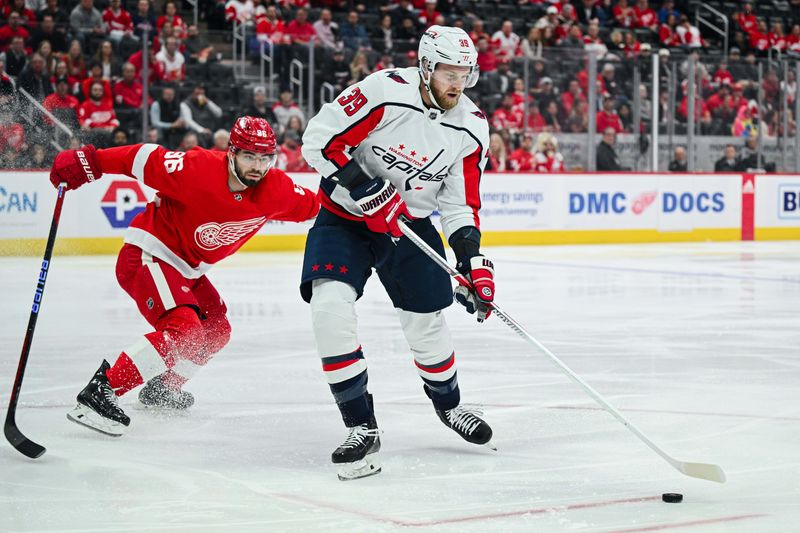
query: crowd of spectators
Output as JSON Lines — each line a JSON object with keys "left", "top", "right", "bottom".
{"left": 0, "top": 0, "right": 797, "bottom": 171}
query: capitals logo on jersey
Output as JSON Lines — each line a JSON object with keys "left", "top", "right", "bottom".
{"left": 194, "top": 216, "right": 266, "bottom": 250}
{"left": 386, "top": 71, "right": 409, "bottom": 84}
{"left": 101, "top": 180, "right": 148, "bottom": 228}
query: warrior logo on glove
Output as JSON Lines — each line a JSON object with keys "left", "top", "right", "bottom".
{"left": 455, "top": 255, "right": 495, "bottom": 323}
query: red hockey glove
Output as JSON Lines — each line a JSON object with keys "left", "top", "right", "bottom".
{"left": 49, "top": 145, "right": 102, "bottom": 191}
{"left": 349, "top": 177, "right": 412, "bottom": 238}
{"left": 454, "top": 255, "right": 495, "bottom": 323}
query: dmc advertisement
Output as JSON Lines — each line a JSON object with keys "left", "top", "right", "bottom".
{"left": 561, "top": 173, "right": 741, "bottom": 231}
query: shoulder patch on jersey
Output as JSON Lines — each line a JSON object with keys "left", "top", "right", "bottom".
{"left": 386, "top": 71, "right": 409, "bottom": 84}
{"left": 471, "top": 110, "right": 486, "bottom": 120}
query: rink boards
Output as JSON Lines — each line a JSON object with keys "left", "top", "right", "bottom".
{"left": 1, "top": 171, "right": 799, "bottom": 255}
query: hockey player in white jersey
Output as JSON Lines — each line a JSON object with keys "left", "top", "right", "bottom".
{"left": 300, "top": 25, "right": 496, "bottom": 480}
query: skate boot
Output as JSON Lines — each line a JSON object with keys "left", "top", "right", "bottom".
{"left": 435, "top": 404, "right": 496, "bottom": 450}
{"left": 67, "top": 360, "right": 130, "bottom": 436}
{"left": 332, "top": 416, "right": 382, "bottom": 481}
{"left": 138, "top": 373, "right": 195, "bottom": 409}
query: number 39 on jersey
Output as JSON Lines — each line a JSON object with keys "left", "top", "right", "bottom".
{"left": 337, "top": 87, "right": 368, "bottom": 117}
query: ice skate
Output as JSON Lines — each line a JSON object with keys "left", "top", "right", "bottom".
{"left": 67, "top": 360, "right": 130, "bottom": 436}
{"left": 138, "top": 373, "right": 195, "bottom": 410}
{"left": 331, "top": 417, "right": 382, "bottom": 481}
{"left": 435, "top": 404, "right": 496, "bottom": 450}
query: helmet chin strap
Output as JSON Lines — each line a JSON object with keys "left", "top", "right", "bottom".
{"left": 421, "top": 68, "right": 446, "bottom": 112}
{"left": 227, "top": 151, "right": 251, "bottom": 189}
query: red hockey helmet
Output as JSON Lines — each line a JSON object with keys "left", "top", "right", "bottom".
{"left": 228, "top": 116, "right": 276, "bottom": 154}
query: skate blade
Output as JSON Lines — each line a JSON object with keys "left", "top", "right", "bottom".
{"left": 66, "top": 404, "right": 125, "bottom": 437}
{"left": 484, "top": 439, "right": 497, "bottom": 451}
{"left": 336, "top": 454, "right": 382, "bottom": 481}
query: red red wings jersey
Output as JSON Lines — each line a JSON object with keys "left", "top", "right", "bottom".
{"left": 102, "top": 8, "right": 133, "bottom": 32}
{"left": 533, "top": 152, "right": 564, "bottom": 172}
{"left": 78, "top": 99, "right": 119, "bottom": 129}
{"left": 95, "top": 144, "right": 320, "bottom": 278}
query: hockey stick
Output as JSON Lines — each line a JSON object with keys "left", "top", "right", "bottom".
{"left": 4, "top": 184, "right": 67, "bottom": 459}
{"left": 397, "top": 218, "right": 726, "bottom": 483}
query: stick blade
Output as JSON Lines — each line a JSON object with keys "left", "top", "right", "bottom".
{"left": 4, "top": 423, "right": 46, "bottom": 459}
{"left": 679, "top": 461, "right": 726, "bottom": 483}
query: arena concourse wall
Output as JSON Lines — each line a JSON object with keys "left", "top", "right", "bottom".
{"left": 1, "top": 171, "right": 799, "bottom": 256}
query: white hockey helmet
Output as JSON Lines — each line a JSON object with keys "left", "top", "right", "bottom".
{"left": 418, "top": 25, "right": 479, "bottom": 107}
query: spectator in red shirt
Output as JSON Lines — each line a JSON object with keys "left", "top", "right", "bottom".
{"left": 255, "top": 4, "right": 285, "bottom": 42}
{"left": 156, "top": 1, "right": 187, "bottom": 40}
{"left": 103, "top": 0, "right": 136, "bottom": 46}
{"left": 659, "top": 13, "right": 680, "bottom": 46}
{"left": 705, "top": 83, "right": 730, "bottom": 114}
{"left": 736, "top": 3, "right": 757, "bottom": 35}
{"left": 749, "top": 20, "right": 770, "bottom": 52}
{"left": 597, "top": 95, "right": 624, "bottom": 133}
{"left": 278, "top": 130, "right": 310, "bottom": 172}
{"left": 285, "top": 8, "right": 316, "bottom": 45}
{"left": 128, "top": 46, "right": 166, "bottom": 84}
{"left": 622, "top": 31, "right": 644, "bottom": 58}
{"left": 0, "top": 12, "right": 31, "bottom": 52}
{"left": 613, "top": 0, "right": 634, "bottom": 28}
{"left": 633, "top": 0, "right": 658, "bottom": 30}
{"left": 491, "top": 93, "right": 523, "bottom": 134}
{"left": 418, "top": 1, "right": 440, "bottom": 28}
{"left": 788, "top": 24, "right": 800, "bottom": 54}
{"left": 533, "top": 132, "right": 565, "bottom": 172}
{"left": 561, "top": 79, "right": 586, "bottom": 116}
{"left": 44, "top": 76, "right": 79, "bottom": 126}
{"left": 476, "top": 36, "right": 497, "bottom": 73}
{"left": 508, "top": 132, "right": 535, "bottom": 172}
{"left": 81, "top": 62, "right": 113, "bottom": 105}
{"left": 510, "top": 78, "right": 531, "bottom": 113}
{"left": 78, "top": 80, "right": 119, "bottom": 147}
{"left": 0, "top": 121, "right": 27, "bottom": 166}
{"left": 526, "top": 102, "right": 547, "bottom": 132}
{"left": 469, "top": 18, "right": 488, "bottom": 45}
{"left": 769, "top": 22, "right": 787, "bottom": 52}
{"left": 113, "top": 61, "right": 150, "bottom": 109}
{"left": 3, "top": 0, "right": 37, "bottom": 30}
{"left": 712, "top": 60, "right": 734, "bottom": 86}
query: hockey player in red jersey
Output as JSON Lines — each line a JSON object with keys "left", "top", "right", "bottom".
{"left": 300, "top": 26, "right": 496, "bottom": 480}
{"left": 49, "top": 116, "right": 319, "bottom": 436}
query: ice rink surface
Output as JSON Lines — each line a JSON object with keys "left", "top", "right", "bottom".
{"left": 1, "top": 241, "right": 798, "bottom": 532}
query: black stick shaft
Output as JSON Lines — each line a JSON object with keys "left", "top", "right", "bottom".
{"left": 4, "top": 185, "right": 66, "bottom": 453}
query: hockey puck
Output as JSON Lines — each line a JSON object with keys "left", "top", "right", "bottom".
{"left": 662, "top": 493, "right": 683, "bottom": 503}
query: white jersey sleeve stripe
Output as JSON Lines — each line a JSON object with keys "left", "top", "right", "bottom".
{"left": 131, "top": 143, "right": 159, "bottom": 182}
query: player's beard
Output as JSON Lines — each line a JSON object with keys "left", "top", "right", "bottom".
{"left": 234, "top": 160, "right": 266, "bottom": 188}
{"left": 430, "top": 83, "right": 461, "bottom": 111}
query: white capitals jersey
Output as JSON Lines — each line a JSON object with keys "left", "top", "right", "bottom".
{"left": 301, "top": 67, "right": 489, "bottom": 240}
